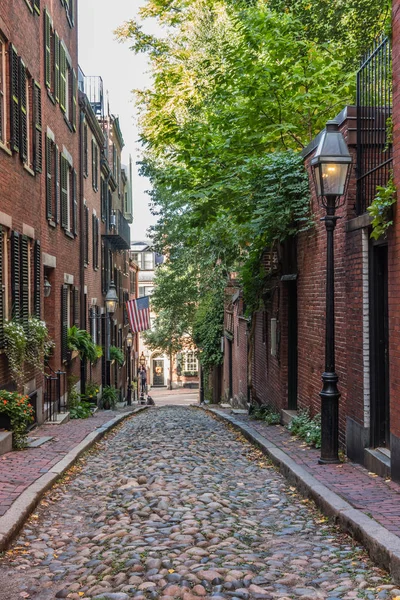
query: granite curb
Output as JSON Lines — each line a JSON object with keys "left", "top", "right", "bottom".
{"left": 201, "top": 406, "right": 400, "bottom": 583}
{"left": 0, "top": 406, "right": 148, "bottom": 552}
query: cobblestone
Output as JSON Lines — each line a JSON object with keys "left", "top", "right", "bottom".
{"left": 0, "top": 406, "right": 395, "bottom": 599}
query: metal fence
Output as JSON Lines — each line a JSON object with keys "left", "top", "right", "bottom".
{"left": 44, "top": 370, "right": 67, "bottom": 422}
{"left": 356, "top": 36, "right": 392, "bottom": 215}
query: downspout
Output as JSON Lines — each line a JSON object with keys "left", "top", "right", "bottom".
{"left": 79, "top": 103, "right": 86, "bottom": 395}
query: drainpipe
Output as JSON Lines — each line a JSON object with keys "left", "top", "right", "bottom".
{"left": 79, "top": 103, "right": 86, "bottom": 395}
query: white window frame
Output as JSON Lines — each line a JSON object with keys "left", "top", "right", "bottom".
{"left": 184, "top": 351, "right": 198, "bottom": 373}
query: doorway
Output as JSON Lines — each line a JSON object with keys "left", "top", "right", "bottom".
{"left": 370, "top": 244, "right": 390, "bottom": 448}
{"left": 152, "top": 355, "right": 165, "bottom": 387}
{"left": 287, "top": 281, "right": 298, "bottom": 410}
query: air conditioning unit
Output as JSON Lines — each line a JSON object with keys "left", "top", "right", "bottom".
{"left": 110, "top": 214, "right": 116, "bottom": 228}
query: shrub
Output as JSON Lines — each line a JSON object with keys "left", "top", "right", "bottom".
{"left": 67, "top": 326, "right": 102, "bottom": 363}
{"left": 251, "top": 405, "right": 280, "bottom": 425}
{"left": 110, "top": 346, "right": 124, "bottom": 366}
{"left": 287, "top": 409, "right": 321, "bottom": 448}
{"left": 82, "top": 381, "right": 100, "bottom": 404}
{"left": 0, "top": 390, "right": 35, "bottom": 449}
{"left": 69, "top": 401, "right": 93, "bottom": 419}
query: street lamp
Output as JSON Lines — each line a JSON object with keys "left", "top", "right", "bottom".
{"left": 126, "top": 332, "right": 133, "bottom": 406}
{"left": 105, "top": 281, "right": 118, "bottom": 386}
{"left": 311, "top": 120, "right": 352, "bottom": 464}
{"left": 139, "top": 352, "right": 146, "bottom": 368}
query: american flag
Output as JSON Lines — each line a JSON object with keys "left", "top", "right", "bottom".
{"left": 126, "top": 296, "right": 151, "bottom": 333}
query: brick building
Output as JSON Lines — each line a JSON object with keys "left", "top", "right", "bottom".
{"left": 0, "top": 1, "right": 134, "bottom": 429}
{"left": 222, "top": 30, "right": 400, "bottom": 480}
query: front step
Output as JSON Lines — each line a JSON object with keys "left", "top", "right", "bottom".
{"left": 0, "top": 431, "right": 12, "bottom": 455}
{"left": 364, "top": 447, "right": 391, "bottom": 478}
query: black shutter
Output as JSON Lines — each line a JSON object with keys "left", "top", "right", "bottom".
{"left": 72, "top": 69, "right": 77, "bottom": 131}
{"left": 34, "top": 240, "right": 41, "bottom": 318}
{"left": 96, "top": 218, "right": 99, "bottom": 269}
{"left": 91, "top": 139, "right": 95, "bottom": 190}
{"left": 60, "top": 155, "right": 68, "bottom": 229}
{"left": 44, "top": 11, "right": 51, "bottom": 90}
{"left": 11, "top": 231, "right": 20, "bottom": 320}
{"left": 101, "top": 242, "right": 105, "bottom": 294}
{"left": 33, "top": 0, "right": 40, "bottom": 15}
{"left": 73, "top": 286, "right": 79, "bottom": 326}
{"left": 20, "top": 235, "right": 29, "bottom": 327}
{"left": 19, "top": 59, "right": 28, "bottom": 162}
{"left": 84, "top": 123, "right": 88, "bottom": 176}
{"left": 72, "top": 168, "right": 77, "bottom": 235}
{"left": 61, "top": 284, "right": 68, "bottom": 362}
{"left": 9, "top": 45, "right": 19, "bottom": 153}
{"left": 45, "top": 136, "right": 53, "bottom": 218}
{"left": 0, "top": 226, "right": 4, "bottom": 348}
{"left": 96, "top": 306, "right": 101, "bottom": 348}
{"left": 84, "top": 205, "right": 89, "bottom": 264}
{"left": 54, "top": 32, "right": 60, "bottom": 103}
{"left": 54, "top": 145, "right": 59, "bottom": 223}
{"left": 91, "top": 212, "right": 95, "bottom": 267}
{"left": 33, "top": 82, "right": 42, "bottom": 173}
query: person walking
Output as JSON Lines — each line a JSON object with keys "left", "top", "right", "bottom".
{"left": 138, "top": 366, "right": 147, "bottom": 395}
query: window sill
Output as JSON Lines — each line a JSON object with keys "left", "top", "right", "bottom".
{"left": 64, "top": 230, "right": 75, "bottom": 239}
{"left": 24, "top": 163, "right": 35, "bottom": 177}
{"left": 63, "top": 114, "right": 74, "bottom": 133}
{"left": 48, "top": 219, "right": 57, "bottom": 228}
{"left": 0, "top": 142, "right": 12, "bottom": 156}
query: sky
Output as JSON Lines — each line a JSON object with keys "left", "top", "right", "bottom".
{"left": 78, "top": 0, "right": 158, "bottom": 242}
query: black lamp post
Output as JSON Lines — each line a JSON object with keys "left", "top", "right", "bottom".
{"left": 310, "top": 121, "right": 352, "bottom": 464}
{"left": 105, "top": 281, "right": 118, "bottom": 387}
{"left": 126, "top": 332, "right": 133, "bottom": 406}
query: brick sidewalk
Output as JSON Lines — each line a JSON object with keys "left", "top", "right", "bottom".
{"left": 223, "top": 411, "right": 400, "bottom": 536}
{"left": 0, "top": 409, "right": 130, "bottom": 517}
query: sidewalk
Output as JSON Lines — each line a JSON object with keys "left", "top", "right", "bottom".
{"left": 203, "top": 405, "right": 400, "bottom": 580}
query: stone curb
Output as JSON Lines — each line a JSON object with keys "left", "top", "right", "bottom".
{"left": 0, "top": 406, "right": 148, "bottom": 552}
{"left": 201, "top": 406, "right": 400, "bottom": 583}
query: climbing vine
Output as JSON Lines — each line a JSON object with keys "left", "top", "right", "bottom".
{"left": 368, "top": 175, "right": 397, "bottom": 240}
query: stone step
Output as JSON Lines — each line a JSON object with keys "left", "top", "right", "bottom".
{"left": 0, "top": 431, "right": 12, "bottom": 455}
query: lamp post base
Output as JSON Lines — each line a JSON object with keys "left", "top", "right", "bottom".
{"left": 319, "top": 371, "right": 340, "bottom": 464}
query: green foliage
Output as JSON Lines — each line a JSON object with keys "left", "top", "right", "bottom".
{"left": 183, "top": 371, "right": 198, "bottom": 377}
{"left": 110, "top": 345, "right": 125, "bottom": 367}
{"left": 367, "top": 175, "right": 397, "bottom": 240}
{"left": 69, "top": 400, "right": 93, "bottom": 420}
{"left": 251, "top": 405, "right": 280, "bottom": 425}
{"left": 287, "top": 409, "right": 321, "bottom": 448}
{"left": 117, "top": 0, "right": 388, "bottom": 368}
{"left": 82, "top": 381, "right": 100, "bottom": 403}
{"left": 3, "top": 318, "right": 53, "bottom": 384}
{"left": 0, "top": 390, "right": 35, "bottom": 449}
{"left": 67, "top": 326, "right": 102, "bottom": 364}
{"left": 100, "top": 386, "right": 119, "bottom": 410}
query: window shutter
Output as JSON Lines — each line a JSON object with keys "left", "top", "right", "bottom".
{"left": 83, "top": 124, "right": 88, "bottom": 176}
{"left": 34, "top": 240, "right": 41, "bottom": 318}
{"left": 73, "top": 286, "right": 79, "bottom": 326}
{"left": 0, "top": 226, "right": 3, "bottom": 348}
{"left": 19, "top": 59, "right": 28, "bottom": 162}
{"left": 91, "top": 139, "right": 95, "bottom": 190}
{"left": 33, "top": 0, "right": 40, "bottom": 15}
{"left": 54, "top": 32, "right": 60, "bottom": 103}
{"left": 33, "top": 82, "right": 42, "bottom": 173}
{"left": 84, "top": 205, "right": 89, "bottom": 265}
{"left": 101, "top": 243, "right": 105, "bottom": 294}
{"left": 96, "top": 306, "right": 101, "bottom": 347}
{"left": 60, "top": 155, "right": 68, "bottom": 229}
{"left": 45, "top": 136, "right": 53, "bottom": 218}
{"left": 9, "top": 45, "right": 19, "bottom": 153}
{"left": 59, "top": 43, "right": 66, "bottom": 113}
{"left": 44, "top": 11, "right": 51, "bottom": 90}
{"left": 61, "top": 284, "right": 68, "bottom": 362}
{"left": 72, "top": 69, "right": 77, "bottom": 131}
{"left": 92, "top": 213, "right": 95, "bottom": 267}
{"left": 11, "top": 231, "right": 20, "bottom": 321}
{"left": 96, "top": 218, "right": 99, "bottom": 269}
{"left": 72, "top": 168, "right": 77, "bottom": 235}
{"left": 54, "top": 144, "right": 59, "bottom": 223}
{"left": 20, "top": 235, "right": 29, "bottom": 328}
{"left": 101, "top": 178, "right": 105, "bottom": 220}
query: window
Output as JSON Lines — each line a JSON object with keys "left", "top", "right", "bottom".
{"left": 25, "top": 0, "right": 40, "bottom": 14}
{"left": 144, "top": 252, "right": 154, "bottom": 270}
{"left": 112, "top": 143, "right": 116, "bottom": 178}
{"left": 61, "top": 284, "right": 79, "bottom": 362}
{"left": 10, "top": 232, "right": 38, "bottom": 328}
{"left": 64, "top": 0, "right": 75, "bottom": 27}
{"left": 0, "top": 37, "right": 6, "bottom": 144}
{"left": 60, "top": 153, "right": 77, "bottom": 235}
{"left": 84, "top": 204, "right": 89, "bottom": 265}
{"left": 45, "top": 135, "right": 59, "bottom": 222}
{"left": 184, "top": 351, "right": 198, "bottom": 373}
{"left": 130, "top": 270, "right": 136, "bottom": 296}
{"left": 83, "top": 123, "right": 88, "bottom": 177}
{"left": 92, "top": 214, "right": 99, "bottom": 270}
{"left": 139, "top": 285, "right": 152, "bottom": 298}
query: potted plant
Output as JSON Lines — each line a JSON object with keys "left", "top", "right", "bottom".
{"left": 67, "top": 327, "right": 102, "bottom": 364}
{"left": 100, "top": 385, "right": 119, "bottom": 410}
{"left": 110, "top": 345, "right": 125, "bottom": 367}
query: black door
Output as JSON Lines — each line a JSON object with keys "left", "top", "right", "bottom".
{"left": 228, "top": 338, "right": 233, "bottom": 400}
{"left": 287, "top": 281, "right": 298, "bottom": 410}
{"left": 370, "top": 244, "right": 390, "bottom": 448}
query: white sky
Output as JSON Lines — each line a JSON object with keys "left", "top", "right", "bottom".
{"left": 78, "top": 0, "right": 158, "bottom": 241}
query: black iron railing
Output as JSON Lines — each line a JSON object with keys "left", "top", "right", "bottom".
{"left": 44, "top": 370, "right": 67, "bottom": 421}
{"left": 356, "top": 36, "right": 392, "bottom": 215}
{"left": 84, "top": 76, "right": 104, "bottom": 119}
{"left": 102, "top": 210, "right": 131, "bottom": 250}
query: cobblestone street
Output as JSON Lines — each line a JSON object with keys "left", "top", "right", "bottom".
{"left": 0, "top": 407, "right": 396, "bottom": 600}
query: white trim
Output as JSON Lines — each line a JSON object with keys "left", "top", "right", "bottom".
{"left": 62, "top": 146, "right": 73, "bottom": 167}
{"left": 46, "top": 126, "right": 55, "bottom": 142}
